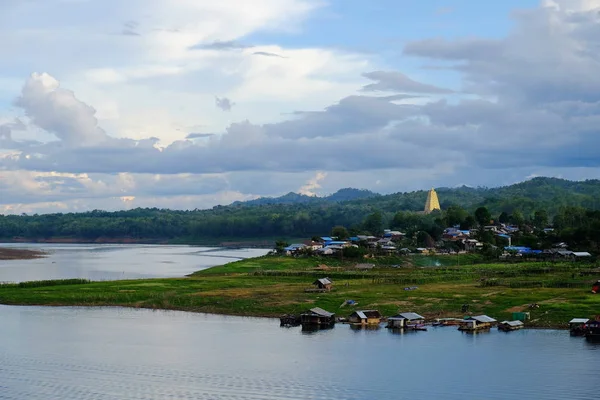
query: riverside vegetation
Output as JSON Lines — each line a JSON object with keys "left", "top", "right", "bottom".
{"left": 1, "top": 255, "right": 599, "bottom": 329}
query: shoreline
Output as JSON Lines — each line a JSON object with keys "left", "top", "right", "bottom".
{"left": 0, "top": 302, "right": 571, "bottom": 330}
{"left": 0, "top": 255, "right": 598, "bottom": 330}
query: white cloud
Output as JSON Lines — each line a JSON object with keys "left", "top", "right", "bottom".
{"left": 298, "top": 171, "right": 327, "bottom": 196}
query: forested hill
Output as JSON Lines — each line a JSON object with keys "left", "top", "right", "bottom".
{"left": 1, "top": 177, "right": 599, "bottom": 242}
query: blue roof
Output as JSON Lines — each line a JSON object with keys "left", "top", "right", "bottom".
{"left": 320, "top": 237, "right": 333, "bottom": 241}
{"left": 497, "top": 234, "right": 511, "bottom": 238}
{"left": 349, "top": 237, "right": 360, "bottom": 241}
{"left": 329, "top": 241, "right": 347, "bottom": 245}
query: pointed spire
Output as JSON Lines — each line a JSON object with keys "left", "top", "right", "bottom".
{"left": 424, "top": 188, "right": 441, "bottom": 214}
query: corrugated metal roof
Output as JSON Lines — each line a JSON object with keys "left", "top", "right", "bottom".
{"left": 468, "top": 315, "right": 497, "bottom": 323}
{"left": 355, "top": 311, "right": 367, "bottom": 319}
{"left": 569, "top": 318, "right": 589, "bottom": 324}
{"left": 316, "top": 278, "right": 331, "bottom": 285}
{"left": 309, "top": 307, "right": 334, "bottom": 317}
{"left": 500, "top": 320, "right": 524, "bottom": 327}
{"left": 398, "top": 312, "right": 425, "bottom": 321}
{"left": 573, "top": 252, "right": 591, "bottom": 257}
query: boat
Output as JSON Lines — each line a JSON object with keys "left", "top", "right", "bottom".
{"left": 432, "top": 318, "right": 462, "bottom": 326}
{"left": 498, "top": 320, "right": 524, "bottom": 331}
{"left": 405, "top": 323, "right": 427, "bottom": 331}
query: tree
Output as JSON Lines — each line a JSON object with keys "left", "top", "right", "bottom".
{"left": 533, "top": 209, "right": 549, "bottom": 228}
{"left": 445, "top": 205, "right": 468, "bottom": 227}
{"left": 474, "top": 207, "right": 492, "bottom": 227}
{"left": 511, "top": 210, "right": 525, "bottom": 227}
{"left": 498, "top": 211, "right": 509, "bottom": 224}
{"left": 331, "top": 225, "right": 349, "bottom": 239}
{"left": 460, "top": 215, "right": 477, "bottom": 230}
{"left": 362, "top": 211, "right": 383, "bottom": 235}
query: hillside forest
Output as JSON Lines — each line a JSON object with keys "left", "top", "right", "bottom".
{"left": 0, "top": 177, "right": 599, "bottom": 251}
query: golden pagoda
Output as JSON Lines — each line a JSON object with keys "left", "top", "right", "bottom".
{"left": 423, "top": 188, "right": 441, "bottom": 214}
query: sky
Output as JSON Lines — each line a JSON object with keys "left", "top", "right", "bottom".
{"left": 1, "top": 0, "right": 600, "bottom": 214}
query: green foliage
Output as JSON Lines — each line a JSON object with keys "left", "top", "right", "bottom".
{"left": 0, "top": 177, "right": 599, "bottom": 242}
{"left": 475, "top": 206, "right": 492, "bottom": 227}
{"left": 331, "top": 225, "right": 349, "bottom": 239}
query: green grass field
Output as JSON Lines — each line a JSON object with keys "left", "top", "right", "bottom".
{"left": 1, "top": 255, "right": 599, "bottom": 328}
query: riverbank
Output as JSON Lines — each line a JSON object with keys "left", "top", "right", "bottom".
{"left": 0, "top": 255, "right": 598, "bottom": 328}
{"left": 0, "top": 248, "right": 46, "bottom": 260}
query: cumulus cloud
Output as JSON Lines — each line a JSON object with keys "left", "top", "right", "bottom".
{"left": 298, "top": 171, "right": 327, "bottom": 196}
{"left": 190, "top": 40, "right": 250, "bottom": 50}
{"left": 14, "top": 73, "right": 110, "bottom": 146}
{"left": 215, "top": 96, "right": 235, "bottom": 111}
{"left": 253, "top": 51, "right": 286, "bottom": 58}
{"left": 4, "top": 1, "right": 600, "bottom": 213}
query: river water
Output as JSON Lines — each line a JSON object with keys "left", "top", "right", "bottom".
{"left": 0, "top": 243, "right": 270, "bottom": 282}
{"left": 1, "top": 244, "right": 599, "bottom": 399}
{"left": 1, "top": 305, "right": 598, "bottom": 400}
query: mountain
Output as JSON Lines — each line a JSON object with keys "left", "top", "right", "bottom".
{"left": 231, "top": 188, "right": 380, "bottom": 206}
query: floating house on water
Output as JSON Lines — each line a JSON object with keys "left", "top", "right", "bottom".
{"left": 349, "top": 310, "right": 382, "bottom": 325}
{"left": 386, "top": 312, "right": 425, "bottom": 329}
{"left": 300, "top": 307, "right": 335, "bottom": 328}
{"left": 458, "top": 315, "right": 497, "bottom": 332}
{"left": 569, "top": 318, "right": 589, "bottom": 336}
{"left": 498, "top": 320, "right": 524, "bottom": 332}
{"left": 585, "top": 319, "right": 600, "bottom": 341}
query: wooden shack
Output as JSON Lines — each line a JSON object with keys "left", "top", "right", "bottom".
{"left": 312, "top": 277, "right": 333, "bottom": 291}
{"left": 349, "top": 310, "right": 382, "bottom": 325}
{"left": 300, "top": 307, "right": 335, "bottom": 328}
{"left": 386, "top": 312, "right": 425, "bottom": 329}
{"left": 458, "top": 315, "right": 497, "bottom": 332}
{"left": 569, "top": 318, "right": 589, "bottom": 336}
{"left": 498, "top": 320, "right": 524, "bottom": 331}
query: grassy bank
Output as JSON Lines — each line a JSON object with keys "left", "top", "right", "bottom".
{"left": 0, "top": 255, "right": 599, "bottom": 328}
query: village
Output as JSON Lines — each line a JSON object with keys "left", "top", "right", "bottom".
{"left": 277, "top": 188, "right": 599, "bottom": 340}
{"left": 280, "top": 275, "right": 600, "bottom": 340}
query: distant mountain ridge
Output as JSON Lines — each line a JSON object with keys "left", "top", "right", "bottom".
{"left": 229, "top": 177, "right": 600, "bottom": 215}
{"left": 232, "top": 188, "right": 380, "bottom": 206}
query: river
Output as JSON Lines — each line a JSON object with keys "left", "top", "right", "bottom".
{"left": 0, "top": 243, "right": 270, "bottom": 282}
{"left": 1, "top": 305, "right": 598, "bottom": 400}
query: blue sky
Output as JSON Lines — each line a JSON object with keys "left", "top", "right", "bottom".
{"left": 1, "top": 0, "right": 600, "bottom": 213}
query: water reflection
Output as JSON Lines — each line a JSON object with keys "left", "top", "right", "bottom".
{"left": 1, "top": 305, "right": 598, "bottom": 400}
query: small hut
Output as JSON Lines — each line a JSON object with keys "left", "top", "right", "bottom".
{"left": 313, "top": 277, "right": 333, "bottom": 291}
{"left": 386, "top": 312, "right": 425, "bottom": 329}
{"left": 498, "top": 320, "right": 524, "bottom": 331}
{"left": 349, "top": 310, "right": 382, "bottom": 325}
{"left": 569, "top": 318, "right": 589, "bottom": 336}
{"left": 300, "top": 307, "right": 335, "bottom": 328}
{"left": 458, "top": 315, "right": 497, "bottom": 331}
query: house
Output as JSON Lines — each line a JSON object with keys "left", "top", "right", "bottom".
{"left": 349, "top": 310, "right": 382, "bottom": 325}
{"left": 573, "top": 252, "right": 592, "bottom": 259}
{"left": 569, "top": 318, "right": 589, "bottom": 336}
{"left": 498, "top": 320, "right": 524, "bottom": 331}
{"left": 458, "top": 315, "right": 497, "bottom": 331}
{"left": 303, "top": 240, "right": 324, "bottom": 250}
{"left": 300, "top": 307, "right": 335, "bottom": 328}
{"left": 313, "top": 277, "right": 333, "bottom": 291}
{"left": 386, "top": 312, "right": 425, "bottom": 328}
{"left": 383, "top": 230, "right": 404, "bottom": 240}
{"left": 464, "top": 239, "right": 483, "bottom": 252}
{"left": 315, "top": 246, "right": 335, "bottom": 255}
{"left": 283, "top": 244, "right": 306, "bottom": 255}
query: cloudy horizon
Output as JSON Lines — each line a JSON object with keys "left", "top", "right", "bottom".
{"left": 2, "top": 0, "right": 600, "bottom": 214}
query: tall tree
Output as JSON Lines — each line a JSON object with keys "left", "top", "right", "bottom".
{"left": 474, "top": 207, "right": 492, "bottom": 227}
{"left": 362, "top": 211, "right": 383, "bottom": 235}
{"left": 331, "top": 225, "right": 349, "bottom": 239}
{"left": 533, "top": 209, "right": 549, "bottom": 228}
